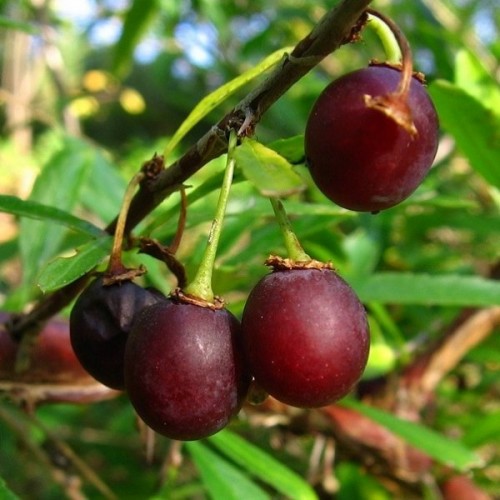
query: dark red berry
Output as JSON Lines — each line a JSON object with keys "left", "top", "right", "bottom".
{"left": 241, "top": 267, "right": 370, "bottom": 408}
{"left": 124, "top": 299, "right": 250, "bottom": 441}
{"left": 1, "top": 312, "right": 91, "bottom": 384}
{"left": 70, "top": 277, "right": 164, "bottom": 390}
{"left": 305, "top": 65, "right": 439, "bottom": 212}
{"left": 0, "top": 312, "right": 119, "bottom": 406}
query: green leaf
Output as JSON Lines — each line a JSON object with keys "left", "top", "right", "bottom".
{"left": 19, "top": 138, "right": 94, "bottom": 297}
{"left": 0, "top": 195, "right": 104, "bottom": 238}
{"left": 208, "top": 430, "right": 318, "bottom": 500}
{"left": 164, "top": 47, "right": 293, "bottom": 159}
{"left": 268, "top": 135, "right": 305, "bottom": 164}
{"left": 462, "top": 411, "right": 500, "bottom": 447}
{"left": 112, "top": 0, "right": 160, "bottom": 77}
{"left": 0, "top": 476, "right": 19, "bottom": 500}
{"left": 37, "top": 237, "right": 112, "bottom": 293}
{"left": 343, "top": 400, "right": 483, "bottom": 472}
{"left": 234, "top": 139, "right": 306, "bottom": 197}
{"left": 80, "top": 149, "right": 127, "bottom": 224}
{"left": 186, "top": 441, "right": 270, "bottom": 500}
{"left": 429, "top": 80, "right": 500, "bottom": 189}
{"left": 454, "top": 49, "right": 500, "bottom": 115}
{"left": 0, "top": 16, "right": 39, "bottom": 34}
{"left": 351, "top": 272, "right": 500, "bottom": 306}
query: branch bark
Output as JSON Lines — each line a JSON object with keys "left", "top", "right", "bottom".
{"left": 109, "top": 0, "right": 371, "bottom": 234}
{"left": 398, "top": 306, "right": 500, "bottom": 416}
{"left": 9, "top": 0, "right": 373, "bottom": 336}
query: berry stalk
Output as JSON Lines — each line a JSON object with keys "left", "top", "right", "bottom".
{"left": 107, "top": 172, "right": 145, "bottom": 275}
{"left": 366, "top": 11, "right": 401, "bottom": 63}
{"left": 183, "top": 130, "right": 238, "bottom": 304}
{"left": 270, "top": 197, "right": 310, "bottom": 263}
{"left": 364, "top": 8, "right": 417, "bottom": 135}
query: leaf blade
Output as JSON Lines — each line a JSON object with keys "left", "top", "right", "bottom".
{"left": 37, "top": 237, "right": 112, "bottom": 293}
{"left": 0, "top": 195, "right": 104, "bottom": 238}
{"left": 112, "top": 0, "right": 160, "bottom": 77}
{"left": 186, "top": 441, "right": 270, "bottom": 500}
{"left": 208, "top": 430, "right": 318, "bottom": 500}
{"left": 19, "top": 138, "right": 94, "bottom": 297}
{"left": 234, "top": 139, "right": 306, "bottom": 197}
{"left": 0, "top": 16, "right": 39, "bottom": 34}
{"left": 0, "top": 476, "right": 19, "bottom": 500}
{"left": 429, "top": 80, "right": 500, "bottom": 189}
{"left": 352, "top": 272, "right": 500, "bottom": 307}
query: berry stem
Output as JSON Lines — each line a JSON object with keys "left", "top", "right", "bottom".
{"left": 108, "top": 172, "right": 145, "bottom": 274}
{"left": 270, "top": 197, "right": 310, "bottom": 262}
{"left": 363, "top": 9, "right": 417, "bottom": 135}
{"left": 183, "top": 130, "right": 238, "bottom": 304}
{"left": 366, "top": 11, "right": 401, "bottom": 63}
{"left": 366, "top": 8, "right": 413, "bottom": 100}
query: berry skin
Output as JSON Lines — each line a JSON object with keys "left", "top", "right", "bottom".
{"left": 241, "top": 267, "right": 370, "bottom": 408}
{"left": 70, "top": 277, "right": 164, "bottom": 390}
{"left": 124, "top": 299, "right": 250, "bottom": 441}
{"left": 0, "top": 312, "right": 119, "bottom": 406}
{"left": 1, "top": 312, "right": 91, "bottom": 384}
{"left": 305, "top": 65, "right": 439, "bottom": 212}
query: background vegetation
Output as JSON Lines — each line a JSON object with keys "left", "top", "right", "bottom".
{"left": 0, "top": 0, "right": 499, "bottom": 498}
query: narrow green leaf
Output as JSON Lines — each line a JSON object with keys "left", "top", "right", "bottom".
{"left": 429, "top": 80, "right": 500, "bottom": 189}
{"left": 455, "top": 49, "right": 500, "bottom": 115}
{"left": 351, "top": 272, "right": 500, "bottom": 307}
{"left": 164, "top": 47, "right": 293, "bottom": 159}
{"left": 112, "top": 0, "right": 160, "bottom": 77}
{"left": 234, "top": 139, "right": 306, "bottom": 197}
{"left": 19, "top": 138, "right": 94, "bottom": 301}
{"left": 186, "top": 441, "right": 269, "bottom": 500}
{"left": 80, "top": 149, "right": 127, "bottom": 223}
{"left": 208, "top": 430, "right": 318, "bottom": 500}
{"left": 0, "top": 476, "right": 19, "bottom": 500}
{"left": 0, "top": 195, "right": 104, "bottom": 238}
{"left": 0, "top": 16, "right": 39, "bottom": 34}
{"left": 342, "top": 400, "right": 483, "bottom": 472}
{"left": 37, "top": 237, "right": 112, "bottom": 293}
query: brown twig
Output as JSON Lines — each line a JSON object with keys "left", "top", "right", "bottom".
{"left": 7, "top": 0, "right": 373, "bottom": 338}
{"left": 398, "top": 306, "right": 500, "bottom": 416}
{"left": 107, "top": 2, "right": 371, "bottom": 235}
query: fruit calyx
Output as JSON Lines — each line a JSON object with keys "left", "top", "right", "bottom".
{"left": 170, "top": 287, "right": 225, "bottom": 310}
{"left": 265, "top": 254, "right": 333, "bottom": 272}
{"left": 363, "top": 85, "right": 416, "bottom": 136}
{"left": 363, "top": 60, "right": 422, "bottom": 136}
{"left": 368, "top": 60, "right": 426, "bottom": 84}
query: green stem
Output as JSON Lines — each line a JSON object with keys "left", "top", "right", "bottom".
{"left": 183, "top": 131, "right": 238, "bottom": 303}
{"left": 270, "top": 197, "right": 310, "bottom": 262}
{"left": 366, "top": 11, "right": 401, "bottom": 63}
{"left": 366, "top": 9, "right": 413, "bottom": 99}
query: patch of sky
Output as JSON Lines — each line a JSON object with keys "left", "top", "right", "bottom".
{"left": 174, "top": 18, "right": 219, "bottom": 68}
{"left": 472, "top": 8, "right": 498, "bottom": 45}
{"left": 53, "top": 0, "right": 96, "bottom": 29}
{"left": 230, "top": 13, "right": 270, "bottom": 42}
{"left": 415, "top": 48, "right": 436, "bottom": 75}
{"left": 88, "top": 16, "right": 122, "bottom": 46}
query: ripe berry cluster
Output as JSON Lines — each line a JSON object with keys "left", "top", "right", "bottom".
{"left": 69, "top": 258, "right": 370, "bottom": 441}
